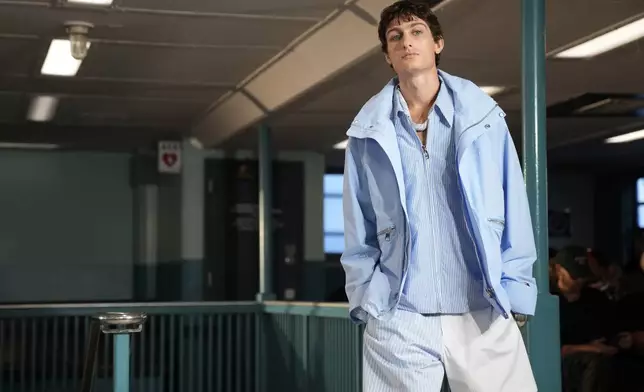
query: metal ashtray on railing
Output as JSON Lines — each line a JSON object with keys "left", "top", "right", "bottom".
{"left": 96, "top": 312, "right": 148, "bottom": 334}
{"left": 80, "top": 312, "right": 148, "bottom": 392}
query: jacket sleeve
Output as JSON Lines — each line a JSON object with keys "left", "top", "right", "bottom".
{"left": 340, "top": 138, "right": 380, "bottom": 324}
{"left": 499, "top": 122, "right": 538, "bottom": 316}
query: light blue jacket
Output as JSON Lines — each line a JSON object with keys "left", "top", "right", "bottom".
{"left": 341, "top": 70, "right": 538, "bottom": 324}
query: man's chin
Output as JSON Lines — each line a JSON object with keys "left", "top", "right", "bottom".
{"left": 395, "top": 64, "right": 434, "bottom": 77}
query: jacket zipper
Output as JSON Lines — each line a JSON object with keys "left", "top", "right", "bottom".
{"left": 354, "top": 129, "right": 411, "bottom": 304}
{"left": 377, "top": 226, "right": 395, "bottom": 241}
{"left": 455, "top": 104, "right": 508, "bottom": 318}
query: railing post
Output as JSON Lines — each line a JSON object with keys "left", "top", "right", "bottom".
{"left": 521, "top": 0, "right": 561, "bottom": 391}
{"left": 257, "top": 124, "right": 275, "bottom": 302}
{"left": 98, "top": 312, "right": 148, "bottom": 392}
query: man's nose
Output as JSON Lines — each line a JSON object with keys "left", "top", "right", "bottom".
{"left": 401, "top": 35, "right": 413, "bottom": 48}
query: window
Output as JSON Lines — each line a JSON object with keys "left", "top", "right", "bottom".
{"left": 324, "top": 174, "right": 344, "bottom": 254}
{"left": 638, "top": 178, "right": 644, "bottom": 229}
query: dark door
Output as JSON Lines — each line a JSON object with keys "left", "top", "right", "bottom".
{"left": 203, "top": 159, "right": 304, "bottom": 301}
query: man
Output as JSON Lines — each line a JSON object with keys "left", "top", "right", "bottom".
{"left": 340, "top": 1, "right": 538, "bottom": 390}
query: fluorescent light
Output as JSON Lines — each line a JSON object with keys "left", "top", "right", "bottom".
{"left": 334, "top": 139, "right": 348, "bottom": 149}
{"left": 27, "top": 96, "right": 58, "bottom": 122}
{"left": 605, "top": 129, "right": 644, "bottom": 144}
{"left": 66, "top": 0, "right": 113, "bottom": 5}
{"left": 41, "top": 39, "right": 90, "bottom": 76}
{"left": 189, "top": 137, "right": 203, "bottom": 149}
{"left": 480, "top": 86, "right": 505, "bottom": 96}
{"left": 0, "top": 143, "right": 59, "bottom": 150}
{"left": 555, "top": 16, "right": 644, "bottom": 59}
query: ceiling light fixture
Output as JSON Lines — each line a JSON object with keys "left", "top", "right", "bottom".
{"left": 333, "top": 139, "right": 348, "bottom": 149}
{"left": 554, "top": 15, "right": 644, "bottom": 59}
{"left": 605, "top": 128, "right": 644, "bottom": 144}
{"left": 27, "top": 96, "right": 59, "bottom": 122}
{"left": 66, "top": 0, "right": 113, "bottom": 5}
{"left": 0, "top": 143, "right": 59, "bottom": 150}
{"left": 65, "top": 21, "right": 93, "bottom": 60}
{"left": 480, "top": 86, "right": 505, "bottom": 96}
{"left": 41, "top": 39, "right": 88, "bottom": 76}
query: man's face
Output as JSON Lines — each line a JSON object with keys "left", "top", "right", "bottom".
{"left": 384, "top": 16, "right": 444, "bottom": 75}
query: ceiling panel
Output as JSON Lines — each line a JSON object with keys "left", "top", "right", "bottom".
{"left": 0, "top": 38, "right": 43, "bottom": 76}
{"left": 0, "top": 75, "right": 229, "bottom": 102}
{"left": 53, "top": 95, "right": 204, "bottom": 126}
{"left": 546, "top": 0, "right": 644, "bottom": 52}
{"left": 78, "top": 44, "right": 278, "bottom": 84}
{"left": 0, "top": 94, "right": 26, "bottom": 123}
{"left": 120, "top": 0, "right": 347, "bottom": 18}
{"left": 0, "top": 6, "right": 316, "bottom": 48}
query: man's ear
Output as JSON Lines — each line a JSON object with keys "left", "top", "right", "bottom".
{"left": 435, "top": 37, "right": 445, "bottom": 54}
{"left": 384, "top": 53, "right": 392, "bottom": 66}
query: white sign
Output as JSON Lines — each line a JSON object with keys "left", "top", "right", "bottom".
{"left": 158, "top": 141, "right": 182, "bottom": 174}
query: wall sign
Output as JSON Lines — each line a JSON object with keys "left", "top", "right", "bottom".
{"left": 158, "top": 141, "right": 182, "bottom": 174}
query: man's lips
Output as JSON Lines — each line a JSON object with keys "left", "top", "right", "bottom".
{"left": 402, "top": 53, "right": 419, "bottom": 59}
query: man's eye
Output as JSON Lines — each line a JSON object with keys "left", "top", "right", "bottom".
{"left": 412, "top": 29, "right": 422, "bottom": 35}
{"left": 390, "top": 34, "right": 401, "bottom": 41}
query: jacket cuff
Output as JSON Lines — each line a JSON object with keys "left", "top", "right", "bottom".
{"left": 501, "top": 278, "right": 538, "bottom": 316}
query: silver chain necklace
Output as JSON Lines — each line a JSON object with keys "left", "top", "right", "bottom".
{"left": 411, "top": 117, "right": 428, "bottom": 132}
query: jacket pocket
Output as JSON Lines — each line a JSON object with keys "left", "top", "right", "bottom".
{"left": 487, "top": 218, "right": 505, "bottom": 228}
{"left": 376, "top": 225, "right": 396, "bottom": 242}
{"left": 487, "top": 218, "right": 504, "bottom": 241}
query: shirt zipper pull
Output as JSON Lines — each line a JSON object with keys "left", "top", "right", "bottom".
{"left": 422, "top": 144, "right": 429, "bottom": 159}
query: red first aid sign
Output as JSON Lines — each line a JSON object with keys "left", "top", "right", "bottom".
{"left": 158, "top": 141, "right": 182, "bottom": 174}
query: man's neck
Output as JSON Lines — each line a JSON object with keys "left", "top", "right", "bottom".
{"left": 398, "top": 69, "right": 440, "bottom": 123}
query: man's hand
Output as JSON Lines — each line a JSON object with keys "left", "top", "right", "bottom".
{"left": 590, "top": 338, "right": 619, "bottom": 356}
{"left": 513, "top": 313, "right": 528, "bottom": 327}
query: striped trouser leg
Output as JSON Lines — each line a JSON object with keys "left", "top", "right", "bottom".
{"left": 363, "top": 309, "right": 445, "bottom": 392}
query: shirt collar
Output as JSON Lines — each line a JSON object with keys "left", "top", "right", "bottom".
{"left": 394, "top": 75, "right": 454, "bottom": 128}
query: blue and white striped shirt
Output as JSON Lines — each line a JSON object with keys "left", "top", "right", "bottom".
{"left": 393, "top": 77, "right": 489, "bottom": 314}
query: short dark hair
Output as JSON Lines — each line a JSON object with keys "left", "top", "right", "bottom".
{"left": 378, "top": 1, "right": 444, "bottom": 66}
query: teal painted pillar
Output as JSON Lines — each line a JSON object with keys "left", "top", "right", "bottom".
{"left": 113, "top": 334, "right": 130, "bottom": 392}
{"left": 521, "top": 1, "right": 561, "bottom": 391}
{"left": 257, "top": 125, "right": 275, "bottom": 301}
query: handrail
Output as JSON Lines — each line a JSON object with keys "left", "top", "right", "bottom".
{"left": 263, "top": 301, "right": 350, "bottom": 319}
{"left": 0, "top": 300, "right": 258, "bottom": 309}
{"left": 0, "top": 301, "right": 260, "bottom": 316}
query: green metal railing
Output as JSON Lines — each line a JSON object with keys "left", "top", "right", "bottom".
{"left": 0, "top": 301, "right": 362, "bottom": 392}
{"left": 0, "top": 302, "right": 261, "bottom": 392}
{"left": 262, "top": 302, "right": 362, "bottom": 392}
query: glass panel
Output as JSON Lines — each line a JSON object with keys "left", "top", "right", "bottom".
{"left": 638, "top": 205, "right": 644, "bottom": 229}
{"left": 323, "top": 174, "right": 343, "bottom": 196}
{"left": 637, "top": 178, "right": 644, "bottom": 204}
{"left": 324, "top": 196, "right": 344, "bottom": 233}
{"left": 324, "top": 234, "right": 345, "bottom": 254}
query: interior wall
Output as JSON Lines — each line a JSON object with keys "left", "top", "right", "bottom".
{"left": 0, "top": 150, "right": 134, "bottom": 303}
{"left": 548, "top": 170, "right": 596, "bottom": 250}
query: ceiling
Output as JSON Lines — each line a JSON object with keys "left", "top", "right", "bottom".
{"left": 1, "top": 0, "right": 644, "bottom": 170}
{"left": 0, "top": 0, "right": 346, "bottom": 149}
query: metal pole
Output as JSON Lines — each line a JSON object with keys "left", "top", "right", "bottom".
{"left": 257, "top": 124, "right": 275, "bottom": 301}
{"left": 113, "top": 335, "right": 131, "bottom": 392}
{"left": 521, "top": 1, "right": 561, "bottom": 391}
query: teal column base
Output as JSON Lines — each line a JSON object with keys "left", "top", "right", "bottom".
{"left": 526, "top": 293, "right": 561, "bottom": 392}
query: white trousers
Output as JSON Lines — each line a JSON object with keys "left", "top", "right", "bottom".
{"left": 363, "top": 307, "right": 537, "bottom": 392}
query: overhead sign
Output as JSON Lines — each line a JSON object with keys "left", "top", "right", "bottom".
{"left": 158, "top": 141, "right": 182, "bottom": 174}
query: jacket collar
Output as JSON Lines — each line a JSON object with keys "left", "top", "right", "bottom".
{"left": 394, "top": 74, "right": 454, "bottom": 128}
{"left": 348, "top": 69, "right": 498, "bottom": 138}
